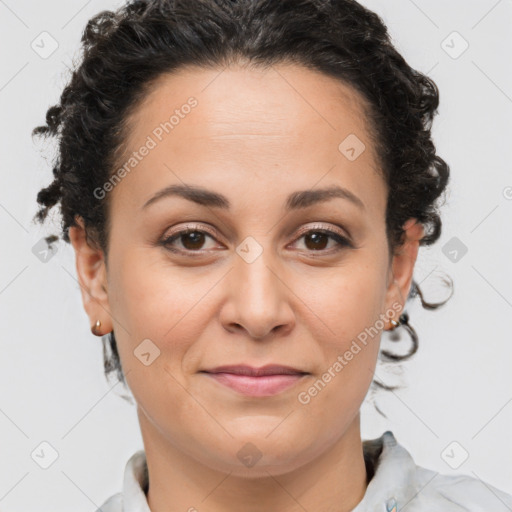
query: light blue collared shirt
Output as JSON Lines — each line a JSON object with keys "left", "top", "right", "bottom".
{"left": 96, "top": 431, "right": 512, "bottom": 511}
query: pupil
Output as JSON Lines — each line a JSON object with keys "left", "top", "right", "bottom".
{"left": 306, "top": 232, "right": 327, "bottom": 250}
{"left": 183, "top": 232, "right": 204, "bottom": 249}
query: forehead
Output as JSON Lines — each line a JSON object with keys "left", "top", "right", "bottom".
{"left": 112, "top": 63, "right": 385, "bottom": 216}
{"left": 126, "top": 62, "right": 375, "bottom": 147}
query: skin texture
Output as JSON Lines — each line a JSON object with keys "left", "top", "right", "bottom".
{"left": 69, "top": 63, "right": 424, "bottom": 512}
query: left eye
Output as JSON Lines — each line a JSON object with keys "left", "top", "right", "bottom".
{"left": 291, "top": 229, "right": 352, "bottom": 252}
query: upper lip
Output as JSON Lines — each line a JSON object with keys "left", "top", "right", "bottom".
{"left": 202, "top": 364, "right": 308, "bottom": 376}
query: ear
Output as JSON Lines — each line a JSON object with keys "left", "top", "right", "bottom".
{"left": 384, "top": 218, "right": 424, "bottom": 317}
{"left": 68, "top": 216, "right": 112, "bottom": 335}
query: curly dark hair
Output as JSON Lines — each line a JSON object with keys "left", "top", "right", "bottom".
{"left": 32, "top": 0, "right": 453, "bottom": 395}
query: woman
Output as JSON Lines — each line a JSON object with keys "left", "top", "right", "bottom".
{"left": 32, "top": 0, "right": 512, "bottom": 510}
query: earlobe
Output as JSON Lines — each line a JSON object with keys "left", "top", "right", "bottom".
{"left": 68, "top": 216, "right": 111, "bottom": 333}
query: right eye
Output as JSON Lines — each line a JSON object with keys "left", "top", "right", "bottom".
{"left": 160, "top": 225, "right": 224, "bottom": 255}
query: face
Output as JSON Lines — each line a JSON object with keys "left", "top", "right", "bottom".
{"left": 70, "top": 63, "right": 422, "bottom": 477}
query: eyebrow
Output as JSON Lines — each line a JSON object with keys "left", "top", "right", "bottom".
{"left": 142, "top": 183, "right": 365, "bottom": 211}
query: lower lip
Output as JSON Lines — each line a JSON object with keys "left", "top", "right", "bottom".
{"left": 203, "top": 372, "right": 308, "bottom": 397}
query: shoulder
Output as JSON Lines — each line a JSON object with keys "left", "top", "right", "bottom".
{"left": 95, "top": 491, "right": 123, "bottom": 512}
{"left": 355, "top": 431, "right": 512, "bottom": 512}
{"left": 412, "top": 466, "right": 512, "bottom": 511}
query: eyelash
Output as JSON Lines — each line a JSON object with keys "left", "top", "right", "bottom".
{"left": 159, "top": 223, "right": 353, "bottom": 257}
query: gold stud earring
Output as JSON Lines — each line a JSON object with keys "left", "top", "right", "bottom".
{"left": 91, "top": 320, "right": 102, "bottom": 336}
{"left": 390, "top": 319, "right": 399, "bottom": 330}
{"left": 388, "top": 317, "right": 400, "bottom": 331}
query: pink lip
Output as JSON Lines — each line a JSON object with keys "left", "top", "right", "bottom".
{"left": 203, "top": 372, "right": 307, "bottom": 397}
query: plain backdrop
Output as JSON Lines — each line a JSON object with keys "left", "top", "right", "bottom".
{"left": 1, "top": 0, "right": 511, "bottom": 511}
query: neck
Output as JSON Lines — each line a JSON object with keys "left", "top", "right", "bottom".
{"left": 138, "top": 408, "right": 369, "bottom": 512}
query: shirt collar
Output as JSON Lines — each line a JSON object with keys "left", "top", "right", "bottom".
{"left": 352, "top": 430, "right": 420, "bottom": 511}
{"left": 120, "top": 430, "right": 418, "bottom": 512}
{"left": 122, "top": 448, "right": 150, "bottom": 512}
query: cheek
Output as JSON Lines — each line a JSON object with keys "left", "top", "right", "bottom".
{"left": 106, "top": 252, "right": 208, "bottom": 416}
{"left": 297, "top": 256, "right": 388, "bottom": 398}
{"left": 107, "top": 248, "right": 227, "bottom": 378}
{"left": 304, "top": 259, "right": 388, "bottom": 343}
{"left": 295, "top": 269, "right": 387, "bottom": 438}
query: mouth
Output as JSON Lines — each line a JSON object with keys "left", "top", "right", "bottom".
{"left": 200, "top": 364, "right": 310, "bottom": 397}
{"left": 201, "top": 364, "right": 309, "bottom": 377}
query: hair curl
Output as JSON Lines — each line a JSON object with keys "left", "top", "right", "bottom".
{"left": 32, "top": 0, "right": 453, "bottom": 393}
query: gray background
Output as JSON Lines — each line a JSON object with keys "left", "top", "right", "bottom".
{"left": 1, "top": 0, "right": 511, "bottom": 510}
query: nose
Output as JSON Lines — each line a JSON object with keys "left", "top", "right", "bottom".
{"left": 219, "top": 249, "right": 295, "bottom": 340}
